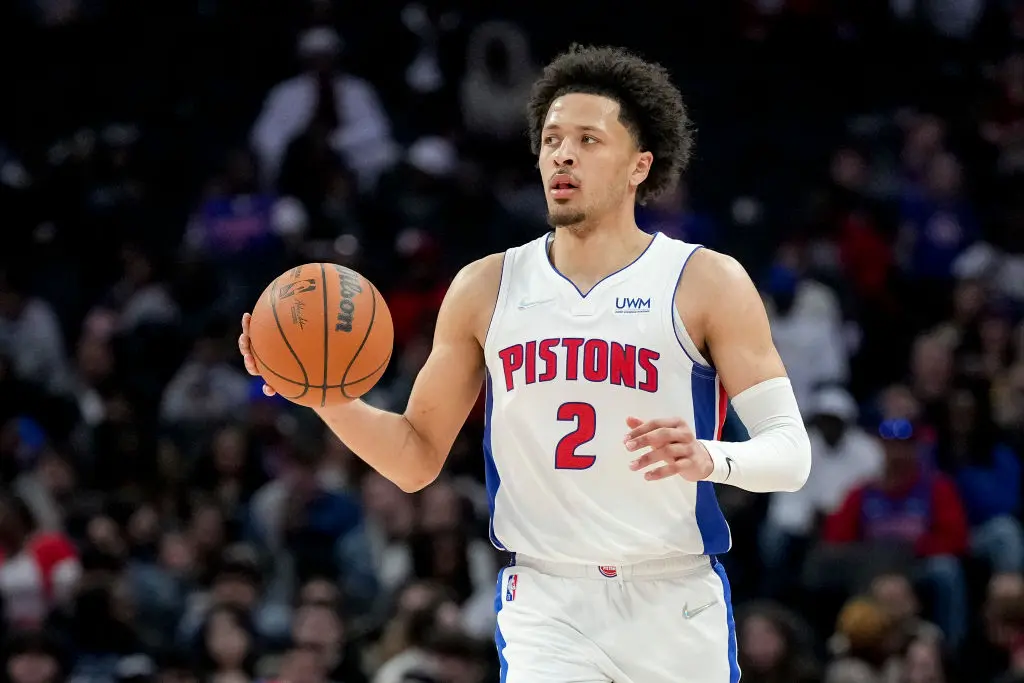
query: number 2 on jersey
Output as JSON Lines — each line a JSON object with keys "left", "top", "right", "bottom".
{"left": 555, "top": 402, "right": 597, "bottom": 469}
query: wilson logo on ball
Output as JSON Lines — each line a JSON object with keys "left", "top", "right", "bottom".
{"left": 334, "top": 265, "right": 364, "bottom": 333}
{"left": 278, "top": 279, "right": 318, "bottom": 299}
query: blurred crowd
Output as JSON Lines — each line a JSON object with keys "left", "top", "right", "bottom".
{"left": 1, "top": 1, "right": 1024, "bottom": 682}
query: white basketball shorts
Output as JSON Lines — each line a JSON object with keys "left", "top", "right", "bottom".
{"left": 494, "top": 554, "right": 741, "bottom": 683}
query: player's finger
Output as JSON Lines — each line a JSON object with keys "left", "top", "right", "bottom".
{"left": 625, "top": 426, "right": 684, "bottom": 451}
{"left": 642, "top": 462, "right": 680, "bottom": 481}
{"left": 643, "top": 450, "right": 704, "bottom": 481}
{"left": 624, "top": 417, "right": 677, "bottom": 441}
{"left": 629, "top": 442, "right": 688, "bottom": 471}
{"left": 243, "top": 354, "right": 259, "bottom": 376}
{"left": 625, "top": 416, "right": 644, "bottom": 429}
{"left": 628, "top": 451, "right": 657, "bottom": 471}
{"left": 241, "top": 312, "right": 251, "bottom": 332}
{"left": 262, "top": 383, "right": 276, "bottom": 396}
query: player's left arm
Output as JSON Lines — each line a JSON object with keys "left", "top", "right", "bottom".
{"left": 625, "top": 249, "right": 811, "bottom": 493}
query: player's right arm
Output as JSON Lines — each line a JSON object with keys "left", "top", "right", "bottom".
{"left": 240, "top": 254, "right": 502, "bottom": 493}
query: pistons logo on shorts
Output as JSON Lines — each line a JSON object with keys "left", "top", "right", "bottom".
{"left": 598, "top": 566, "right": 618, "bottom": 578}
{"left": 505, "top": 573, "right": 518, "bottom": 602}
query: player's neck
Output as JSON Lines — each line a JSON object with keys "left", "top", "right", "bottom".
{"left": 549, "top": 219, "right": 652, "bottom": 292}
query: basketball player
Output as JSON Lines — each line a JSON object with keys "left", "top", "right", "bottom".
{"left": 239, "top": 45, "right": 812, "bottom": 683}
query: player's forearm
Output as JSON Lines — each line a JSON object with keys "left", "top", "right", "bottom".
{"left": 700, "top": 377, "right": 811, "bottom": 493}
{"left": 315, "top": 400, "right": 443, "bottom": 492}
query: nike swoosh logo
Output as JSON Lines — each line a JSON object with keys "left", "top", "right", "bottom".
{"left": 518, "top": 298, "right": 555, "bottom": 309}
{"left": 724, "top": 457, "right": 735, "bottom": 481}
{"left": 683, "top": 601, "right": 717, "bottom": 619}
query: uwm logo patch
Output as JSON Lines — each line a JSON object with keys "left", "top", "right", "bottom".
{"left": 614, "top": 296, "right": 651, "bottom": 314}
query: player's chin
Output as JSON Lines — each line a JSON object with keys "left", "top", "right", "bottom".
{"left": 547, "top": 207, "right": 587, "bottom": 228}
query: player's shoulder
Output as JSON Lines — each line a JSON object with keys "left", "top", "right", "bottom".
{"left": 452, "top": 252, "right": 505, "bottom": 294}
{"left": 442, "top": 253, "right": 506, "bottom": 338}
{"left": 450, "top": 234, "right": 544, "bottom": 294}
{"left": 678, "top": 247, "right": 755, "bottom": 293}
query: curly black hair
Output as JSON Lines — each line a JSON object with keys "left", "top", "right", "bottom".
{"left": 526, "top": 45, "right": 694, "bottom": 204}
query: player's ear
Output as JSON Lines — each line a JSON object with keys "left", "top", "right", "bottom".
{"left": 630, "top": 151, "right": 653, "bottom": 188}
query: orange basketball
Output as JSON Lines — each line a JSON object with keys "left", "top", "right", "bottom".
{"left": 248, "top": 264, "right": 393, "bottom": 408}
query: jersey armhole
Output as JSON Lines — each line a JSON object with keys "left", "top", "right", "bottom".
{"left": 665, "top": 244, "right": 714, "bottom": 372}
{"left": 483, "top": 250, "right": 514, "bottom": 353}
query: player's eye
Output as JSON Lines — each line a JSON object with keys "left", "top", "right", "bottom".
{"left": 582, "top": 135, "right": 598, "bottom": 144}
{"left": 543, "top": 135, "right": 559, "bottom": 146}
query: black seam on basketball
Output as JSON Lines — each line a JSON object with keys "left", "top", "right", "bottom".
{"left": 252, "top": 348, "right": 390, "bottom": 390}
{"left": 319, "top": 263, "right": 330, "bottom": 408}
{"left": 269, "top": 275, "right": 311, "bottom": 389}
{"left": 339, "top": 273, "right": 378, "bottom": 400}
{"left": 343, "top": 350, "right": 391, "bottom": 388}
{"left": 251, "top": 345, "right": 310, "bottom": 400}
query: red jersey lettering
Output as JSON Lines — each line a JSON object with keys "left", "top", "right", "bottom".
{"left": 497, "top": 338, "right": 659, "bottom": 393}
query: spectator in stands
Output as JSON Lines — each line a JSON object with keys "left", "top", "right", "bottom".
{"left": 935, "top": 383, "right": 1024, "bottom": 573}
{"left": 91, "top": 243, "right": 180, "bottom": 336}
{"left": 736, "top": 602, "right": 820, "bottom": 683}
{"left": 422, "top": 630, "right": 493, "bottom": 683}
{"left": 979, "top": 52, "right": 1024, "bottom": 177}
{"left": 370, "top": 582, "right": 460, "bottom": 683}
{"left": 0, "top": 267, "right": 74, "bottom": 398}
{"left": 901, "top": 636, "right": 951, "bottom": 683}
{"left": 251, "top": 27, "right": 398, "bottom": 192}
{"left": 762, "top": 243, "right": 849, "bottom": 410}
{"left": 985, "top": 573, "right": 1024, "bottom": 683}
{"left": 248, "top": 447, "right": 377, "bottom": 614}
{"left": 58, "top": 572, "right": 148, "bottom": 681}
{"left": 824, "top": 418, "right": 969, "bottom": 646}
{"left": 274, "top": 644, "right": 326, "bottom": 683}
{"left": 636, "top": 179, "right": 718, "bottom": 247}
{"left": 824, "top": 596, "right": 902, "bottom": 683}
{"left": 196, "top": 604, "right": 257, "bottom": 681}
{"left": 1, "top": 631, "right": 66, "bottom": 683}
{"left": 291, "top": 599, "right": 368, "bottom": 683}
{"left": 11, "top": 442, "right": 75, "bottom": 534}
{"left": 361, "top": 471, "right": 417, "bottom": 595}
{"left": 459, "top": 20, "right": 535, "bottom": 146}
{"left": 868, "top": 572, "right": 942, "bottom": 652}
{"left": 762, "top": 386, "right": 883, "bottom": 597}
{"left": 898, "top": 151, "right": 979, "bottom": 326}
{"left": 411, "top": 480, "right": 497, "bottom": 639}
{"left": 908, "top": 333, "right": 956, "bottom": 427}
{"left": 160, "top": 322, "right": 251, "bottom": 427}
{"left": 0, "top": 494, "right": 80, "bottom": 630}
{"left": 178, "top": 545, "right": 288, "bottom": 645}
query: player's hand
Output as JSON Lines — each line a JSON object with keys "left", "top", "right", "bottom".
{"left": 623, "top": 416, "right": 714, "bottom": 482}
{"left": 238, "top": 313, "right": 276, "bottom": 397}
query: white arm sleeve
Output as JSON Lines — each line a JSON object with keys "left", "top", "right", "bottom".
{"left": 700, "top": 377, "right": 811, "bottom": 493}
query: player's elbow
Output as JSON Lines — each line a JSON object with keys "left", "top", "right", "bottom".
{"left": 393, "top": 439, "right": 445, "bottom": 493}
{"left": 395, "top": 466, "right": 441, "bottom": 493}
{"left": 781, "top": 430, "right": 812, "bottom": 493}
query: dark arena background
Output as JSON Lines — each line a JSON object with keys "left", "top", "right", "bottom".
{"left": 1, "top": 1, "right": 1023, "bottom": 682}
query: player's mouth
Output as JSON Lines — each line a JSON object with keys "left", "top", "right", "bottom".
{"left": 549, "top": 174, "right": 579, "bottom": 199}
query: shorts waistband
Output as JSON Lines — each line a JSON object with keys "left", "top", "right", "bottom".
{"left": 511, "top": 553, "right": 712, "bottom": 580}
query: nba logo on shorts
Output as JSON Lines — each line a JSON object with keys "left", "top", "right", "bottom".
{"left": 598, "top": 566, "right": 618, "bottom": 578}
{"left": 505, "top": 573, "right": 518, "bottom": 602}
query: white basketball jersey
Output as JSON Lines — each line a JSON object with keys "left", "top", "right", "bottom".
{"left": 482, "top": 232, "right": 732, "bottom": 564}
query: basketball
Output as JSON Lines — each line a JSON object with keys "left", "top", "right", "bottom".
{"left": 248, "top": 263, "right": 394, "bottom": 408}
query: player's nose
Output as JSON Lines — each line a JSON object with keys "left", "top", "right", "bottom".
{"left": 552, "top": 140, "right": 577, "bottom": 167}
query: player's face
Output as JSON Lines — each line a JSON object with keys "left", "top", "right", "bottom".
{"left": 539, "top": 93, "right": 651, "bottom": 230}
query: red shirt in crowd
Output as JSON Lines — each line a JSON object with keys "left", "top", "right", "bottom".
{"left": 824, "top": 471, "right": 969, "bottom": 557}
{"left": 0, "top": 532, "right": 81, "bottom": 628}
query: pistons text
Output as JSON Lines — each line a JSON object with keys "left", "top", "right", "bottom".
{"left": 497, "top": 338, "right": 659, "bottom": 393}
